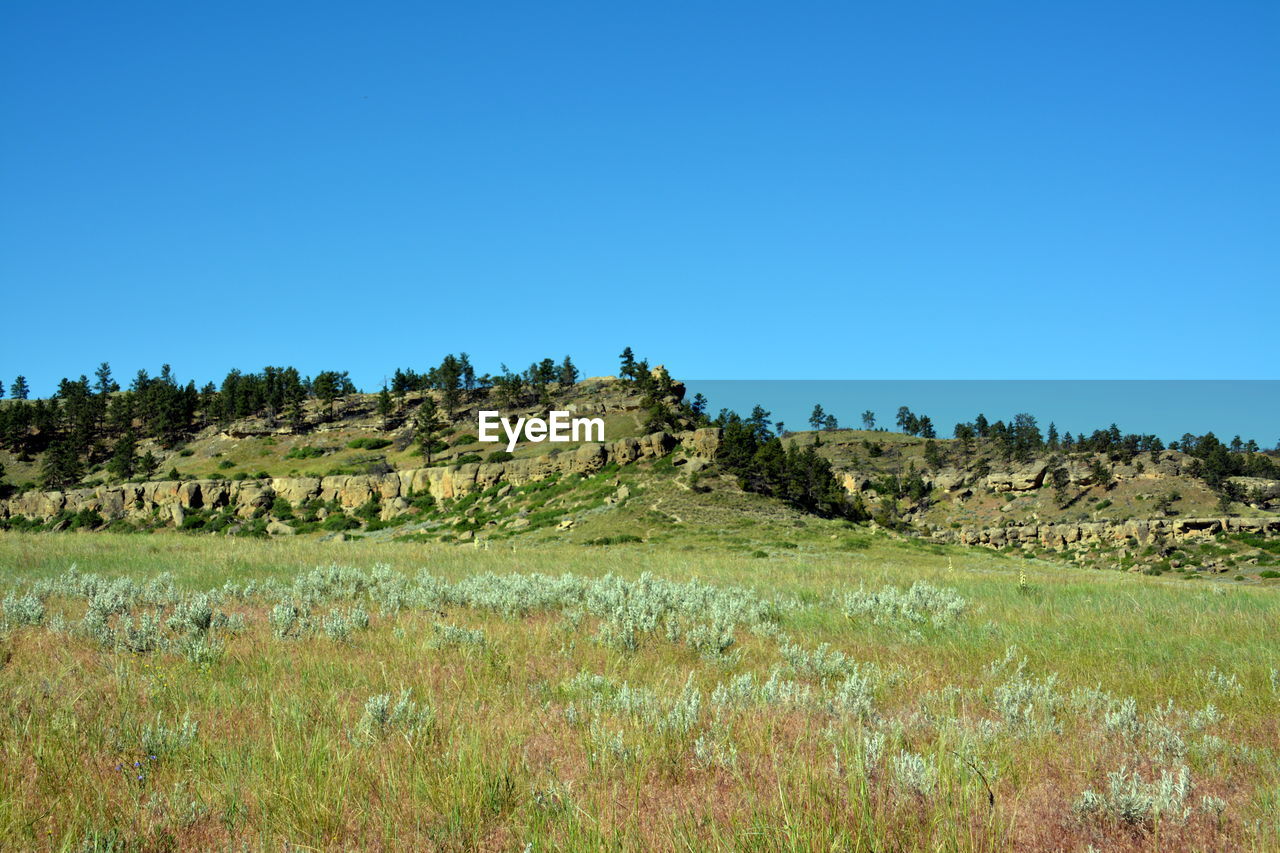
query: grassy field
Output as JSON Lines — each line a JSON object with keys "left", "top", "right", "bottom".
{"left": 0, "top": 532, "right": 1277, "bottom": 851}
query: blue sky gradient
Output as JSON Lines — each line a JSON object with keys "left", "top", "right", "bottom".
{"left": 2, "top": 2, "right": 1277, "bottom": 401}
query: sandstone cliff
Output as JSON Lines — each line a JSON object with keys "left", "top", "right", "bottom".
{"left": 2, "top": 429, "right": 721, "bottom": 526}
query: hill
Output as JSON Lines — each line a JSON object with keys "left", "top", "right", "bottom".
{"left": 2, "top": 361, "right": 1279, "bottom": 581}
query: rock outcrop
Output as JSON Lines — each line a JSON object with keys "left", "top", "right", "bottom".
{"left": 2, "top": 428, "right": 724, "bottom": 527}
{"left": 930, "top": 516, "right": 1280, "bottom": 551}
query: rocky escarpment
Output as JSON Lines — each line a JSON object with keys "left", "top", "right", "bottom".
{"left": 840, "top": 450, "right": 1215, "bottom": 497}
{"left": 2, "top": 429, "right": 722, "bottom": 527}
{"left": 927, "top": 515, "right": 1280, "bottom": 551}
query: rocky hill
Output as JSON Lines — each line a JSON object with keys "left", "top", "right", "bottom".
{"left": 3, "top": 373, "right": 1279, "bottom": 581}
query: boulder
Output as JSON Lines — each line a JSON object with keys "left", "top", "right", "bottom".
{"left": 680, "top": 427, "right": 723, "bottom": 460}
{"left": 272, "top": 477, "right": 321, "bottom": 505}
{"left": 266, "top": 521, "right": 296, "bottom": 536}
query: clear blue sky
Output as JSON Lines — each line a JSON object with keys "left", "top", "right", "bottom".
{"left": 2, "top": 1, "right": 1277, "bottom": 399}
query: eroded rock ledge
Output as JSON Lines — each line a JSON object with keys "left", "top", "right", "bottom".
{"left": 927, "top": 516, "right": 1280, "bottom": 550}
{"left": 3, "top": 429, "right": 722, "bottom": 525}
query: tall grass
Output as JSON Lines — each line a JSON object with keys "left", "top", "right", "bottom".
{"left": 0, "top": 532, "right": 1275, "bottom": 850}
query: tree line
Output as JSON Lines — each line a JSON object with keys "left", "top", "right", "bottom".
{"left": 0, "top": 353, "right": 582, "bottom": 489}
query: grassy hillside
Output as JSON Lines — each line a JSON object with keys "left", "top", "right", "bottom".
{"left": 0, "top": 533, "right": 1276, "bottom": 850}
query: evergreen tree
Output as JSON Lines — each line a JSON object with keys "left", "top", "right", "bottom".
{"left": 107, "top": 429, "right": 139, "bottom": 480}
{"left": 1050, "top": 464, "right": 1072, "bottom": 508}
{"left": 1010, "top": 413, "right": 1041, "bottom": 462}
{"left": 494, "top": 366, "right": 524, "bottom": 409}
{"left": 558, "top": 355, "right": 579, "bottom": 387}
{"left": 896, "top": 406, "right": 914, "bottom": 434}
{"left": 861, "top": 410, "right": 875, "bottom": 430}
{"left": 312, "top": 371, "right": 343, "bottom": 420}
{"left": 376, "top": 385, "right": 393, "bottom": 429}
{"left": 823, "top": 413, "right": 838, "bottom": 431}
{"left": 809, "top": 404, "right": 826, "bottom": 431}
{"left": 95, "top": 362, "right": 115, "bottom": 396}
{"left": 746, "top": 405, "right": 773, "bottom": 442}
{"left": 288, "top": 394, "right": 307, "bottom": 433}
{"left": 1047, "top": 422, "right": 1059, "bottom": 449}
{"left": 923, "top": 439, "right": 944, "bottom": 468}
{"left": 414, "top": 398, "right": 447, "bottom": 465}
{"left": 917, "top": 416, "right": 936, "bottom": 439}
{"left": 40, "top": 438, "right": 83, "bottom": 488}
{"left": 974, "top": 413, "right": 990, "bottom": 438}
{"left": 11, "top": 376, "right": 28, "bottom": 399}
{"left": 459, "top": 352, "right": 476, "bottom": 392}
{"left": 437, "top": 354, "right": 463, "bottom": 415}
{"left": 138, "top": 450, "right": 160, "bottom": 480}
{"left": 618, "top": 347, "right": 637, "bottom": 382}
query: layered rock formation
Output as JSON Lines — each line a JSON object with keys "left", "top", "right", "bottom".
{"left": 928, "top": 515, "right": 1280, "bottom": 550}
{"left": 2, "top": 429, "right": 721, "bottom": 525}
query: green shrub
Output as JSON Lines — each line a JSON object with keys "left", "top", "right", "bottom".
{"left": 347, "top": 437, "right": 393, "bottom": 450}
{"left": 271, "top": 497, "right": 294, "bottom": 519}
{"left": 486, "top": 450, "right": 515, "bottom": 463}
{"left": 1259, "top": 570, "right": 1280, "bottom": 579}
{"left": 178, "top": 449, "right": 195, "bottom": 457}
{"left": 217, "top": 460, "right": 236, "bottom": 470}
{"left": 1095, "top": 499, "right": 1112, "bottom": 510}
{"left": 285, "top": 446, "right": 326, "bottom": 460}
{"left": 233, "top": 519, "right": 269, "bottom": 538}
{"left": 68, "top": 509, "right": 104, "bottom": 531}
{"left": 584, "top": 535, "right": 644, "bottom": 546}
{"left": 180, "top": 510, "right": 209, "bottom": 531}
{"left": 452, "top": 434, "right": 478, "bottom": 446}
{"left": 354, "top": 497, "right": 382, "bottom": 521}
{"left": 456, "top": 454, "right": 483, "bottom": 465}
{"left": 322, "top": 513, "right": 360, "bottom": 532}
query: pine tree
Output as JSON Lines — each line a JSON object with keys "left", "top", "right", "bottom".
{"left": 861, "top": 410, "right": 875, "bottom": 430}
{"left": 11, "top": 376, "right": 28, "bottom": 400}
{"left": 288, "top": 394, "right": 307, "bottom": 433}
{"left": 459, "top": 352, "right": 476, "bottom": 392}
{"left": 823, "top": 413, "right": 838, "bottom": 431}
{"left": 138, "top": 450, "right": 160, "bottom": 480}
{"left": 414, "top": 398, "right": 447, "bottom": 465}
{"left": 107, "top": 429, "right": 139, "bottom": 480}
{"left": 809, "top": 404, "right": 826, "bottom": 431}
{"left": 40, "top": 438, "right": 84, "bottom": 488}
{"left": 618, "top": 347, "right": 637, "bottom": 382}
{"left": 312, "top": 371, "right": 343, "bottom": 420}
{"left": 896, "top": 406, "right": 914, "bottom": 434}
{"left": 95, "top": 362, "right": 115, "bottom": 396}
{"left": 437, "top": 354, "right": 463, "bottom": 415}
{"left": 377, "top": 385, "right": 393, "bottom": 429}
{"left": 558, "top": 355, "right": 579, "bottom": 387}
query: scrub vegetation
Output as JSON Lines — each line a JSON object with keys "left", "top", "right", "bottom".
{"left": 0, "top": 532, "right": 1276, "bottom": 851}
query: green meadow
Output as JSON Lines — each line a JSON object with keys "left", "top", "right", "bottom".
{"left": 0, "top": 532, "right": 1276, "bottom": 851}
